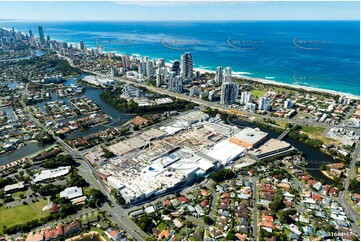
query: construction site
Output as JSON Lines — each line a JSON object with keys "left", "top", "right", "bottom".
{"left": 95, "top": 110, "right": 294, "bottom": 204}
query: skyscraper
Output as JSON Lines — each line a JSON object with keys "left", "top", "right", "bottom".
{"left": 181, "top": 52, "right": 193, "bottom": 79}
{"left": 224, "top": 67, "right": 232, "bottom": 83}
{"left": 220, "top": 82, "right": 239, "bottom": 105}
{"left": 171, "top": 60, "right": 181, "bottom": 75}
{"left": 122, "top": 54, "right": 131, "bottom": 68}
{"left": 258, "top": 97, "right": 271, "bottom": 111}
{"left": 158, "top": 58, "right": 165, "bottom": 68}
{"left": 138, "top": 62, "right": 147, "bottom": 76}
{"left": 110, "top": 65, "right": 118, "bottom": 77}
{"left": 215, "top": 66, "right": 223, "bottom": 84}
{"left": 29, "top": 29, "right": 33, "bottom": 37}
{"left": 79, "top": 40, "right": 85, "bottom": 51}
{"left": 97, "top": 45, "right": 103, "bottom": 55}
{"left": 168, "top": 76, "right": 183, "bottom": 93}
{"left": 240, "top": 91, "right": 252, "bottom": 105}
{"left": 189, "top": 86, "right": 201, "bottom": 96}
{"left": 38, "top": 26, "right": 45, "bottom": 45}
{"left": 284, "top": 99, "right": 293, "bottom": 109}
{"left": 208, "top": 90, "right": 216, "bottom": 101}
{"left": 146, "top": 60, "right": 154, "bottom": 78}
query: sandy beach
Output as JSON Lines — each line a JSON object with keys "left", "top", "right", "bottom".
{"left": 163, "top": 61, "right": 359, "bottom": 99}
{"left": 191, "top": 66, "right": 359, "bottom": 100}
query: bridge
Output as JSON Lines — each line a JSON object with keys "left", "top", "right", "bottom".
{"left": 277, "top": 129, "right": 290, "bottom": 140}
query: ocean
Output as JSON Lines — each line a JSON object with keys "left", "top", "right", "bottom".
{"left": 1, "top": 21, "right": 360, "bottom": 95}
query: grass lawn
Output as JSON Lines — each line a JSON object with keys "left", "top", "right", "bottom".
{"left": 250, "top": 89, "right": 267, "bottom": 98}
{"left": 157, "top": 222, "right": 167, "bottom": 231}
{"left": 301, "top": 126, "right": 336, "bottom": 145}
{"left": 89, "top": 227, "right": 111, "bottom": 241}
{"left": 275, "top": 121, "right": 289, "bottom": 129}
{"left": 301, "top": 126, "right": 325, "bottom": 135}
{"left": 0, "top": 200, "right": 49, "bottom": 233}
{"left": 11, "top": 190, "right": 27, "bottom": 199}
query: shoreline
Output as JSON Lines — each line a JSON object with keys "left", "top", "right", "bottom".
{"left": 191, "top": 66, "right": 359, "bottom": 100}
{"left": 320, "top": 170, "right": 338, "bottom": 183}
{"left": 4, "top": 27, "right": 359, "bottom": 99}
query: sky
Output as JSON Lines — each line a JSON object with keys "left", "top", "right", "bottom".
{"left": 0, "top": 1, "right": 359, "bottom": 21}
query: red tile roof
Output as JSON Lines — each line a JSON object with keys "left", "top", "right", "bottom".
{"left": 158, "top": 230, "right": 171, "bottom": 240}
{"left": 45, "top": 228, "right": 55, "bottom": 240}
{"left": 55, "top": 224, "right": 63, "bottom": 237}
{"left": 201, "top": 199, "right": 208, "bottom": 208}
{"left": 311, "top": 194, "right": 323, "bottom": 201}
{"left": 178, "top": 196, "right": 189, "bottom": 204}
{"left": 262, "top": 215, "right": 274, "bottom": 222}
{"left": 163, "top": 199, "right": 171, "bottom": 206}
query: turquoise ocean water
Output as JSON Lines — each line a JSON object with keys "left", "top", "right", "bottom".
{"left": 1, "top": 21, "right": 359, "bottom": 95}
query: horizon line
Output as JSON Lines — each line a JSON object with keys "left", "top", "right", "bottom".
{"left": 0, "top": 19, "right": 360, "bottom": 22}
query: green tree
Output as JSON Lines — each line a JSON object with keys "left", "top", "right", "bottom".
{"left": 203, "top": 216, "right": 214, "bottom": 225}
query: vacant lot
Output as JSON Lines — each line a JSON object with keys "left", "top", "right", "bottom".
{"left": 301, "top": 126, "right": 336, "bottom": 145}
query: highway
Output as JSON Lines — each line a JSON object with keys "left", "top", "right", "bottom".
{"left": 338, "top": 143, "right": 360, "bottom": 237}
{"left": 58, "top": 53, "right": 360, "bottom": 237}
{"left": 19, "top": 84, "right": 147, "bottom": 240}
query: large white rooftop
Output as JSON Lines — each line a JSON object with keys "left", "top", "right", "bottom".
{"left": 33, "top": 166, "right": 71, "bottom": 183}
{"left": 231, "top": 127, "right": 268, "bottom": 148}
{"left": 60, "top": 186, "right": 83, "bottom": 200}
{"left": 206, "top": 139, "right": 245, "bottom": 165}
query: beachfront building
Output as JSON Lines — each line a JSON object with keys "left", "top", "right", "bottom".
{"left": 146, "top": 60, "right": 154, "bottom": 78}
{"left": 171, "top": 60, "right": 181, "bottom": 75}
{"left": 158, "top": 58, "right": 165, "bottom": 67}
{"left": 215, "top": 66, "right": 223, "bottom": 84}
{"left": 284, "top": 98, "right": 293, "bottom": 109}
{"left": 38, "top": 26, "right": 45, "bottom": 45}
{"left": 79, "top": 40, "right": 85, "bottom": 51}
{"left": 181, "top": 52, "right": 193, "bottom": 79}
{"left": 223, "top": 67, "right": 232, "bottom": 82}
{"left": 121, "top": 54, "right": 131, "bottom": 68}
{"left": 138, "top": 62, "right": 147, "bottom": 76}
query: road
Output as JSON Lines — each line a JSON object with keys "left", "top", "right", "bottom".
{"left": 19, "top": 84, "right": 147, "bottom": 240}
{"left": 292, "top": 156, "right": 360, "bottom": 238}
{"left": 58, "top": 53, "right": 360, "bottom": 237}
{"left": 57, "top": 52, "right": 359, "bottom": 131}
{"left": 338, "top": 143, "right": 360, "bottom": 237}
{"left": 252, "top": 176, "right": 258, "bottom": 240}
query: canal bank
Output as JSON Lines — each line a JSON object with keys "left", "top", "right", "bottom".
{"left": 36, "top": 75, "right": 134, "bottom": 140}
{"left": 0, "top": 75, "right": 133, "bottom": 166}
{"left": 230, "top": 118, "right": 339, "bottom": 185}
{"left": 0, "top": 142, "right": 49, "bottom": 166}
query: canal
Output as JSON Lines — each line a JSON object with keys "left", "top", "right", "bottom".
{"left": 0, "top": 75, "right": 133, "bottom": 165}
{"left": 231, "top": 119, "right": 339, "bottom": 185}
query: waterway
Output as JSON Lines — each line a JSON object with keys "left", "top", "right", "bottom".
{"left": 0, "top": 74, "right": 133, "bottom": 166}
{"left": 34, "top": 75, "right": 134, "bottom": 140}
{"left": 63, "top": 75, "right": 134, "bottom": 139}
{"left": 0, "top": 50, "right": 44, "bottom": 62}
{"left": 231, "top": 119, "right": 339, "bottom": 185}
{"left": 0, "top": 142, "right": 48, "bottom": 166}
